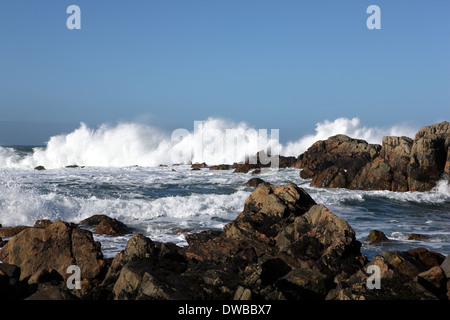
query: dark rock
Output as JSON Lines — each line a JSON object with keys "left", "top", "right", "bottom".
{"left": 33, "top": 219, "right": 53, "bottom": 228}
{"left": 244, "top": 178, "right": 268, "bottom": 188}
{"left": 407, "top": 233, "right": 430, "bottom": 241}
{"left": 95, "top": 218, "right": 130, "bottom": 236}
{"left": 0, "top": 226, "right": 31, "bottom": 238}
{"left": 34, "top": 166, "right": 46, "bottom": 171}
{"left": 296, "top": 121, "right": 449, "bottom": 192}
{"left": 25, "top": 283, "right": 78, "bottom": 300}
{"left": 209, "top": 164, "right": 232, "bottom": 170}
{"left": 366, "top": 230, "right": 389, "bottom": 243}
{"left": 407, "top": 121, "right": 449, "bottom": 191}
{"left": 191, "top": 162, "right": 207, "bottom": 169}
{"left": 80, "top": 214, "right": 130, "bottom": 236}
{"left": 297, "top": 134, "right": 381, "bottom": 189}
{"left": 440, "top": 254, "right": 450, "bottom": 278}
{"left": 417, "top": 266, "right": 447, "bottom": 299}
{"left": 406, "top": 248, "right": 445, "bottom": 268}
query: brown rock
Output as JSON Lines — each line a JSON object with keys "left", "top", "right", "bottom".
{"left": 366, "top": 230, "right": 389, "bottom": 243}
{"left": 417, "top": 266, "right": 447, "bottom": 298}
{"left": 297, "top": 134, "right": 381, "bottom": 189}
{"left": 244, "top": 178, "right": 268, "bottom": 188}
{"left": 33, "top": 219, "right": 53, "bottom": 228}
{"left": 348, "top": 158, "right": 393, "bottom": 191}
{"left": 191, "top": 162, "right": 207, "bottom": 169}
{"left": 311, "top": 166, "right": 348, "bottom": 189}
{"left": 94, "top": 218, "right": 130, "bottom": 236}
{"left": 80, "top": 214, "right": 130, "bottom": 236}
{"left": 406, "top": 248, "right": 445, "bottom": 268}
{"left": 209, "top": 164, "right": 232, "bottom": 170}
{"left": 0, "top": 226, "right": 30, "bottom": 238}
{"left": 0, "top": 221, "right": 106, "bottom": 281}
{"left": 407, "top": 233, "right": 430, "bottom": 241}
{"left": 407, "top": 121, "right": 450, "bottom": 191}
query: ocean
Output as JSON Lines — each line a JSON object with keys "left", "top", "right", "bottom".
{"left": 0, "top": 144, "right": 449, "bottom": 260}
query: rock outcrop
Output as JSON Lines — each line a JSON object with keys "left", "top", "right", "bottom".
{"left": 297, "top": 121, "right": 449, "bottom": 192}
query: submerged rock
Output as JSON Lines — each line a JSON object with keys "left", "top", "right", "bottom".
{"left": 366, "top": 230, "right": 389, "bottom": 243}
{"left": 80, "top": 214, "right": 130, "bottom": 236}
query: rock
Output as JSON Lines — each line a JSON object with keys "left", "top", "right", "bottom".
{"left": 80, "top": 214, "right": 130, "bottom": 236}
{"left": 348, "top": 158, "right": 393, "bottom": 191}
{"left": 299, "top": 168, "right": 315, "bottom": 179}
{"left": 33, "top": 219, "right": 53, "bottom": 228}
{"left": 34, "top": 166, "right": 46, "bottom": 171}
{"left": 95, "top": 218, "right": 130, "bottom": 236}
{"left": 25, "top": 283, "right": 78, "bottom": 300}
{"left": 233, "top": 163, "right": 258, "bottom": 173}
{"left": 0, "top": 226, "right": 30, "bottom": 238}
{"left": 65, "top": 165, "right": 80, "bottom": 169}
{"left": 191, "top": 162, "right": 207, "bottom": 169}
{"left": 0, "top": 263, "right": 25, "bottom": 300}
{"left": 417, "top": 266, "right": 447, "bottom": 298}
{"left": 440, "top": 254, "right": 450, "bottom": 278}
{"left": 0, "top": 220, "right": 106, "bottom": 282}
{"left": 407, "top": 121, "right": 450, "bottom": 191}
{"left": 366, "top": 230, "right": 389, "bottom": 243}
{"left": 102, "top": 234, "right": 156, "bottom": 289}
{"left": 297, "top": 134, "right": 381, "bottom": 189}
{"left": 407, "top": 233, "right": 430, "bottom": 241}
{"left": 243, "top": 178, "right": 268, "bottom": 188}
{"left": 296, "top": 121, "right": 449, "bottom": 192}
{"left": 406, "top": 248, "right": 445, "bottom": 268}
{"left": 209, "top": 164, "right": 232, "bottom": 170}
{"left": 311, "top": 166, "right": 348, "bottom": 188}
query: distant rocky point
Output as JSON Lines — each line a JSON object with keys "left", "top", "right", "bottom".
{"left": 296, "top": 121, "right": 449, "bottom": 192}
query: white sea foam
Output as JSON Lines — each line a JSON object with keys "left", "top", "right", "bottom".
{"left": 0, "top": 117, "right": 418, "bottom": 169}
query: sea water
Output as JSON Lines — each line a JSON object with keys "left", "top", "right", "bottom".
{"left": 0, "top": 148, "right": 448, "bottom": 260}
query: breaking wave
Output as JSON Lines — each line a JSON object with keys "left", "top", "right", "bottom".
{"left": 0, "top": 117, "right": 418, "bottom": 169}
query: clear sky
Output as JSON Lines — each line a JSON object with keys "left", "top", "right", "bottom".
{"left": 0, "top": 0, "right": 449, "bottom": 145}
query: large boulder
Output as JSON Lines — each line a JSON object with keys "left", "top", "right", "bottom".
{"left": 0, "top": 221, "right": 106, "bottom": 282}
{"left": 297, "top": 135, "right": 381, "bottom": 188}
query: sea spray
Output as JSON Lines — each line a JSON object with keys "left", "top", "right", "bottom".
{"left": 0, "top": 117, "right": 418, "bottom": 169}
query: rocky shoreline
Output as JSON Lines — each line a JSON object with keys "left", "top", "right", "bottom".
{"left": 0, "top": 182, "right": 448, "bottom": 300}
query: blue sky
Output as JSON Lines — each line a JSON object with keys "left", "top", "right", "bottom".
{"left": 0, "top": 0, "right": 449, "bottom": 145}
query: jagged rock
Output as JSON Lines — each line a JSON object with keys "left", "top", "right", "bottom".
{"left": 408, "top": 121, "right": 450, "bottom": 191}
{"left": 297, "top": 121, "right": 449, "bottom": 192}
{"left": 297, "top": 134, "right": 381, "bottom": 189}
